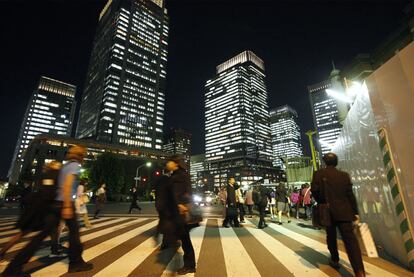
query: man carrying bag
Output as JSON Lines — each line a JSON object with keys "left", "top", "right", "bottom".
{"left": 311, "top": 153, "right": 365, "bottom": 277}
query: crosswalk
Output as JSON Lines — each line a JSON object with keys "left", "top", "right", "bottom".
{"left": 0, "top": 216, "right": 412, "bottom": 277}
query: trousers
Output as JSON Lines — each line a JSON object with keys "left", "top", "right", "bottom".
{"left": 326, "top": 221, "right": 365, "bottom": 275}
{"left": 179, "top": 227, "right": 195, "bottom": 268}
{"left": 4, "top": 202, "right": 83, "bottom": 275}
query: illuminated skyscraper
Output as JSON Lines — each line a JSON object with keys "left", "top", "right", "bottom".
{"left": 163, "top": 128, "right": 192, "bottom": 166}
{"left": 270, "top": 105, "right": 303, "bottom": 168}
{"left": 9, "top": 76, "right": 76, "bottom": 184}
{"left": 76, "top": 0, "right": 168, "bottom": 151}
{"left": 308, "top": 66, "right": 348, "bottom": 156}
{"left": 205, "top": 51, "right": 274, "bottom": 187}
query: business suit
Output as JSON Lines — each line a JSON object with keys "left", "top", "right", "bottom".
{"left": 311, "top": 166, "right": 365, "bottom": 276}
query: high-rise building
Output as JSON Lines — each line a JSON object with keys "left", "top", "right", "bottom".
{"left": 190, "top": 154, "right": 206, "bottom": 188}
{"left": 308, "top": 66, "right": 348, "bottom": 156}
{"left": 76, "top": 0, "right": 169, "bottom": 151}
{"left": 9, "top": 76, "right": 76, "bottom": 185}
{"left": 270, "top": 105, "right": 303, "bottom": 168}
{"left": 205, "top": 51, "right": 274, "bottom": 187}
{"left": 163, "top": 128, "right": 191, "bottom": 166}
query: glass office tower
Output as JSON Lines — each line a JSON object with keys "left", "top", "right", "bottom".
{"left": 76, "top": 0, "right": 168, "bottom": 151}
{"left": 205, "top": 51, "right": 274, "bottom": 187}
{"left": 308, "top": 67, "right": 348, "bottom": 155}
{"left": 270, "top": 105, "right": 303, "bottom": 168}
{"left": 9, "top": 76, "right": 76, "bottom": 185}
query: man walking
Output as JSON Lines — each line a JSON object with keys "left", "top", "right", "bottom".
{"left": 311, "top": 153, "right": 365, "bottom": 277}
{"left": 222, "top": 177, "right": 239, "bottom": 228}
{"left": 254, "top": 184, "right": 269, "bottom": 229}
{"left": 94, "top": 183, "right": 106, "bottom": 219}
{"left": 128, "top": 187, "right": 142, "bottom": 214}
{"left": 2, "top": 146, "right": 93, "bottom": 276}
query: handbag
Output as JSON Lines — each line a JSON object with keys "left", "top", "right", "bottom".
{"left": 312, "top": 176, "right": 332, "bottom": 228}
{"left": 184, "top": 204, "right": 203, "bottom": 225}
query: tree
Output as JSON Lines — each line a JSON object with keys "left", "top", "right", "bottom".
{"left": 89, "top": 153, "right": 125, "bottom": 198}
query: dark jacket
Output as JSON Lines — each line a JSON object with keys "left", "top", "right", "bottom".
{"left": 169, "top": 168, "right": 192, "bottom": 206}
{"left": 311, "top": 167, "right": 359, "bottom": 222}
{"left": 155, "top": 175, "right": 172, "bottom": 213}
{"left": 226, "top": 184, "right": 237, "bottom": 206}
{"left": 253, "top": 186, "right": 269, "bottom": 207}
{"left": 276, "top": 185, "right": 288, "bottom": 203}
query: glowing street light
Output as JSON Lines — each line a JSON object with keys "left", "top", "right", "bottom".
{"left": 135, "top": 162, "right": 152, "bottom": 187}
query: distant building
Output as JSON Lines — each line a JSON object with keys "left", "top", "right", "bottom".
{"left": 163, "top": 128, "right": 192, "bottom": 166}
{"left": 76, "top": 0, "right": 169, "bottom": 151}
{"left": 205, "top": 51, "right": 275, "bottom": 187}
{"left": 9, "top": 76, "right": 76, "bottom": 185}
{"left": 270, "top": 105, "right": 303, "bottom": 168}
{"left": 308, "top": 66, "right": 348, "bottom": 156}
{"left": 190, "top": 154, "right": 207, "bottom": 188}
{"left": 17, "top": 134, "right": 167, "bottom": 186}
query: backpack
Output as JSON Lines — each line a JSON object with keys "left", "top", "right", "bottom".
{"left": 290, "top": 192, "right": 300, "bottom": 204}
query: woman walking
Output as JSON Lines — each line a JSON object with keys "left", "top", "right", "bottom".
{"left": 245, "top": 188, "right": 254, "bottom": 218}
{"left": 276, "top": 183, "right": 291, "bottom": 225}
{"left": 166, "top": 155, "right": 197, "bottom": 275}
{"left": 76, "top": 179, "right": 92, "bottom": 228}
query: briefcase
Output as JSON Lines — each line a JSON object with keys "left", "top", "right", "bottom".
{"left": 354, "top": 222, "right": 378, "bottom": 258}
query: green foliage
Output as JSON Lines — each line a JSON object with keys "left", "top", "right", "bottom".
{"left": 89, "top": 153, "right": 125, "bottom": 197}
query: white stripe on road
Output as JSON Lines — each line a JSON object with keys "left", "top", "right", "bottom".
{"left": 244, "top": 219, "right": 329, "bottom": 277}
{"left": 219, "top": 224, "right": 261, "bottom": 277}
{"left": 32, "top": 219, "right": 158, "bottom": 276}
{"left": 267, "top": 222, "right": 399, "bottom": 277}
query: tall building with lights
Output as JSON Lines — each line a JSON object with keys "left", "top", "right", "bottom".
{"left": 205, "top": 51, "right": 274, "bottom": 187}
{"left": 76, "top": 0, "right": 169, "bottom": 151}
{"left": 308, "top": 66, "right": 348, "bottom": 156}
{"left": 163, "top": 128, "right": 192, "bottom": 166}
{"left": 270, "top": 105, "right": 303, "bottom": 168}
{"left": 9, "top": 76, "right": 76, "bottom": 185}
{"left": 190, "top": 154, "right": 207, "bottom": 188}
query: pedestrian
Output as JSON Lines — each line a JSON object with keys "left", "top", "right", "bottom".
{"left": 268, "top": 189, "right": 276, "bottom": 219}
{"left": 218, "top": 186, "right": 227, "bottom": 219}
{"left": 155, "top": 170, "right": 176, "bottom": 250}
{"left": 19, "top": 182, "right": 32, "bottom": 215}
{"left": 128, "top": 187, "right": 142, "bottom": 214}
{"left": 311, "top": 152, "right": 365, "bottom": 277}
{"left": 0, "top": 161, "right": 65, "bottom": 261}
{"left": 253, "top": 184, "right": 269, "bottom": 229}
{"left": 166, "top": 155, "right": 196, "bottom": 275}
{"left": 301, "top": 183, "right": 312, "bottom": 220}
{"left": 2, "top": 146, "right": 93, "bottom": 276}
{"left": 76, "top": 179, "right": 92, "bottom": 228}
{"left": 236, "top": 187, "right": 245, "bottom": 223}
{"left": 290, "top": 187, "right": 300, "bottom": 219}
{"left": 222, "top": 177, "right": 240, "bottom": 228}
{"left": 245, "top": 188, "right": 254, "bottom": 218}
{"left": 276, "top": 183, "right": 291, "bottom": 225}
{"left": 94, "top": 183, "right": 106, "bottom": 219}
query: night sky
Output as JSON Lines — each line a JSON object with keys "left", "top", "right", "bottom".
{"left": 0, "top": 0, "right": 409, "bottom": 179}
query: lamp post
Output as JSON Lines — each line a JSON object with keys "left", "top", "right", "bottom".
{"left": 306, "top": 130, "right": 318, "bottom": 172}
{"left": 134, "top": 162, "right": 152, "bottom": 187}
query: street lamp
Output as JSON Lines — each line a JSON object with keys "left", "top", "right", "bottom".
{"left": 135, "top": 162, "right": 152, "bottom": 187}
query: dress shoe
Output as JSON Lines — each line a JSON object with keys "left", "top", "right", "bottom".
{"left": 329, "top": 260, "right": 341, "bottom": 269}
{"left": 177, "top": 267, "right": 196, "bottom": 275}
{"left": 68, "top": 261, "right": 93, "bottom": 273}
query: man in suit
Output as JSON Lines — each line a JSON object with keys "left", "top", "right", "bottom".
{"left": 222, "top": 177, "right": 240, "bottom": 228}
{"left": 311, "top": 153, "right": 365, "bottom": 277}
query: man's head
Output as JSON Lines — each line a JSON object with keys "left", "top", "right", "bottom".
{"left": 228, "top": 177, "right": 236, "bottom": 185}
{"left": 323, "top": 152, "right": 338, "bottom": 167}
{"left": 166, "top": 155, "right": 186, "bottom": 172}
{"left": 66, "top": 145, "right": 87, "bottom": 163}
{"left": 101, "top": 183, "right": 106, "bottom": 189}
{"left": 132, "top": 187, "right": 136, "bottom": 192}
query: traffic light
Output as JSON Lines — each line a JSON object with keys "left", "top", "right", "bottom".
{"left": 142, "top": 177, "right": 147, "bottom": 182}
{"left": 155, "top": 171, "right": 160, "bottom": 176}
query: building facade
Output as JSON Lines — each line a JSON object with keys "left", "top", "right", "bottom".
{"left": 270, "top": 105, "right": 303, "bottom": 168}
{"left": 162, "top": 128, "right": 192, "bottom": 166}
{"left": 190, "top": 154, "right": 207, "bottom": 188}
{"left": 205, "top": 51, "right": 274, "bottom": 187}
{"left": 76, "top": 0, "right": 169, "bottom": 151}
{"left": 9, "top": 76, "right": 76, "bottom": 185}
{"left": 308, "top": 67, "right": 348, "bottom": 156}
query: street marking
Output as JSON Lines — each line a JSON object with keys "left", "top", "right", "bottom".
{"left": 268, "top": 222, "right": 399, "bottom": 277}
{"left": 244, "top": 219, "right": 328, "bottom": 276}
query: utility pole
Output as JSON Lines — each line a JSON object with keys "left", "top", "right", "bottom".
{"left": 306, "top": 131, "right": 318, "bottom": 172}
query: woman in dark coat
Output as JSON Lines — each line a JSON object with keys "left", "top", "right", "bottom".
{"left": 166, "top": 155, "right": 196, "bottom": 275}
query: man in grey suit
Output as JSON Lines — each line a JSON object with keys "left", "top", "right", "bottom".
{"left": 311, "top": 153, "right": 365, "bottom": 277}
